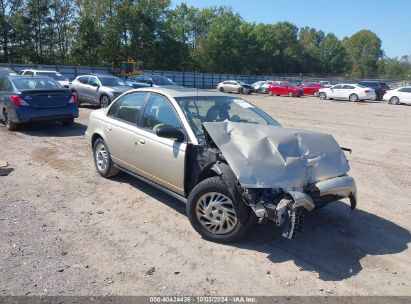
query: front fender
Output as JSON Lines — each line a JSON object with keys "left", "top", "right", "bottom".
{"left": 211, "top": 162, "right": 250, "bottom": 224}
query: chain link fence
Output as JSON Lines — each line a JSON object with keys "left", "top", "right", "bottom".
{"left": 1, "top": 63, "right": 409, "bottom": 89}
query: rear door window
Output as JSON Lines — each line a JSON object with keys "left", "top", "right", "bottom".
{"left": 78, "top": 76, "right": 89, "bottom": 84}
{"left": 343, "top": 85, "right": 355, "bottom": 89}
{"left": 115, "top": 92, "right": 148, "bottom": 124}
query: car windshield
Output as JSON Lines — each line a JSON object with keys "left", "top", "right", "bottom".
{"left": 99, "top": 76, "right": 126, "bottom": 87}
{"left": 176, "top": 96, "right": 281, "bottom": 142}
{"left": 12, "top": 78, "right": 63, "bottom": 90}
{"left": 36, "top": 71, "right": 66, "bottom": 81}
{"left": 151, "top": 76, "right": 175, "bottom": 86}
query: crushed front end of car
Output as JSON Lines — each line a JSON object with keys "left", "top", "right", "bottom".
{"left": 203, "top": 121, "right": 357, "bottom": 239}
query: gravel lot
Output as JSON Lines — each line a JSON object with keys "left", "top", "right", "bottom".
{"left": 0, "top": 94, "right": 410, "bottom": 296}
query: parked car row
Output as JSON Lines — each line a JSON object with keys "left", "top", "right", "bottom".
{"left": 317, "top": 81, "right": 411, "bottom": 105}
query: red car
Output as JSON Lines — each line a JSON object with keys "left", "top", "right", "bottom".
{"left": 267, "top": 81, "right": 304, "bottom": 97}
{"left": 302, "top": 82, "right": 324, "bottom": 96}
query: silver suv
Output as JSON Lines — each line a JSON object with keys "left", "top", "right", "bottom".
{"left": 71, "top": 74, "right": 131, "bottom": 108}
{"left": 85, "top": 87, "right": 357, "bottom": 243}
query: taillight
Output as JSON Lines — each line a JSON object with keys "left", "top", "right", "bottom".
{"left": 69, "top": 93, "right": 77, "bottom": 104}
{"left": 364, "top": 90, "right": 370, "bottom": 93}
{"left": 10, "top": 95, "right": 29, "bottom": 106}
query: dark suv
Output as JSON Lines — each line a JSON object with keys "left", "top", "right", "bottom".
{"left": 357, "top": 81, "right": 389, "bottom": 101}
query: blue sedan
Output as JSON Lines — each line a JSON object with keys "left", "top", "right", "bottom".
{"left": 0, "top": 75, "right": 78, "bottom": 131}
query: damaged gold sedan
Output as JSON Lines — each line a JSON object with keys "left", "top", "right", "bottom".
{"left": 85, "top": 87, "right": 357, "bottom": 242}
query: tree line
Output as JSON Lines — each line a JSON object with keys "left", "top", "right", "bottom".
{"left": 1, "top": 0, "right": 410, "bottom": 79}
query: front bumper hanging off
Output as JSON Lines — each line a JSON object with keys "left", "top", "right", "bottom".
{"left": 251, "top": 175, "right": 357, "bottom": 239}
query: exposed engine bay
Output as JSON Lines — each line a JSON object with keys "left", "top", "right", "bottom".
{"left": 187, "top": 121, "right": 358, "bottom": 239}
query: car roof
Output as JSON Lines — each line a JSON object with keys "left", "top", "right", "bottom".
{"left": 134, "top": 87, "right": 229, "bottom": 98}
{"left": 6, "top": 75, "right": 55, "bottom": 80}
{"left": 21, "top": 69, "right": 60, "bottom": 73}
{"left": 77, "top": 74, "right": 116, "bottom": 78}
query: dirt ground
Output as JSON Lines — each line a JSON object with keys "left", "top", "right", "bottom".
{"left": 0, "top": 94, "right": 410, "bottom": 296}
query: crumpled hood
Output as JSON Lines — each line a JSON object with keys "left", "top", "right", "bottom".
{"left": 203, "top": 122, "right": 350, "bottom": 190}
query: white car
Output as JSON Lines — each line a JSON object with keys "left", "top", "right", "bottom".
{"left": 384, "top": 87, "right": 411, "bottom": 105}
{"left": 19, "top": 69, "right": 70, "bottom": 88}
{"left": 318, "top": 84, "right": 376, "bottom": 102}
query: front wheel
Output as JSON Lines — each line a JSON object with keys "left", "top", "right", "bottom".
{"left": 187, "top": 177, "right": 252, "bottom": 243}
{"left": 288, "top": 92, "right": 293, "bottom": 97}
{"left": 93, "top": 138, "right": 119, "bottom": 178}
{"left": 389, "top": 96, "right": 400, "bottom": 105}
{"left": 313, "top": 90, "right": 319, "bottom": 97}
{"left": 349, "top": 93, "right": 359, "bottom": 102}
{"left": 319, "top": 92, "right": 326, "bottom": 100}
{"left": 268, "top": 90, "right": 273, "bottom": 96}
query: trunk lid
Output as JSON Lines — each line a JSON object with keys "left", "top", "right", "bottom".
{"left": 20, "top": 89, "right": 72, "bottom": 108}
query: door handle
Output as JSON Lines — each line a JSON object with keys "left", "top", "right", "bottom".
{"left": 138, "top": 138, "right": 145, "bottom": 144}
{"left": 106, "top": 127, "right": 112, "bottom": 131}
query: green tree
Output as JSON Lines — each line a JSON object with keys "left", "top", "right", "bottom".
{"left": 344, "top": 30, "right": 383, "bottom": 78}
{"left": 298, "top": 27, "right": 324, "bottom": 72}
{"left": 320, "top": 33, "right": 348, "bottom": 74}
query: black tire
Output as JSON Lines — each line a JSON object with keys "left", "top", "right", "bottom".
{"left": 62, "top": 117, "right": 74, "bottom": 127}
{"left": 3, "top": 109, "right": 17, "bottom": 131}
{"left": 313, "top": 90, "right": 319, "bottom": 97}
{"left": 389, "top": 96, "right": 400, "bottom": 105}
{"left": 187, "top": 176, "right": 253, "bottom": 243}
{"left": 349, "top": 93, "right": 359, "bottom": 102}
{"left": 218, "top": 87, "right": 224, "bottom": 92}
{"left": 268, "top": 90, "right": 273, "bottom": 96}
{"left": 99, "top": 95, "right": 111, "bottom": 108}
{"left": 319, "top": 92, "right": 326, "bottom": 100}
{"left": 93, "top": 138, "right": 119, "bottom": 178}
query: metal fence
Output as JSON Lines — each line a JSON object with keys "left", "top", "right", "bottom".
{"left": 1, "top": 62, "right": 410, "bottom": 88}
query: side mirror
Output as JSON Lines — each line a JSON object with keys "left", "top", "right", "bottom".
{"left": 92, "top": 83, "right": 99, "bottom": 87}
{"left": 156, "top": 126, "right": 185, "bottom": 142}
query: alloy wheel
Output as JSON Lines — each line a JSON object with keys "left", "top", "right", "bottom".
{"left": 95, "top": 143, "right": 108, "bottom": 172}
{"left": 390, "top": 97, "right": 400, "bottom": 105}
{"left": 100, "top": 96, "right": 110, "bottom": 108}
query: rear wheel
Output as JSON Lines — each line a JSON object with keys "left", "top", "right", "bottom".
{"left": 288, "top": 92, "right": 293, "bottom": 97}
{"left": 219, "top": 87, "right": 224, "bottom": 92}
{"left": 389, "top": 96, "right": 400, "bottom": 105}
{"left": 313, "top": 90, "right": 319, "bottom": 97}
{"left": 62, "top": 117, "right": 74, "bottom": 127}
{"left": 268, "top": 90, "right": 273, "bottom": 96}
{"left": 3, "top": 109, "right": 17, "bottom": 131}
{"left": 319, "top": 92, "right": 326, "bottom": 100}
{"left": 187, "top": 177, "right": 252, "bottom": 243}
{"left": 349, "top": 93, "right": 359, "bottom": 102}
{"left": 93, "top": 138, "right": 119, "bottom": 178}
{"left": 100, "top": 95, "right": 111, "bottom": 108}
